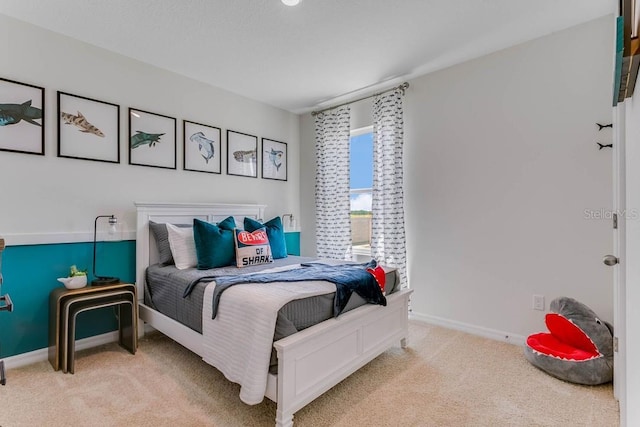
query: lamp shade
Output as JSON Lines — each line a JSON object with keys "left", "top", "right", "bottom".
{"left": 92, "top": 215, "right": 121, "bottom": 286}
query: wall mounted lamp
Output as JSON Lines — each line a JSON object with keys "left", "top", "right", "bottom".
{"left": 0, "top": 237, "right": 11, "bottom": 386}
{"left": 281, "top": 213, "right": 297, "bottom": 231}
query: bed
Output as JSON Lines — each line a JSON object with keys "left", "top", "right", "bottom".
{"left": 135, "top": 202, "right": 412, "bottom": 427}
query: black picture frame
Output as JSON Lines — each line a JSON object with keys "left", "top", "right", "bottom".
{"left": 0, "top": 77, "right": 45, "bottom": 156}
{"left": 261, "top": 138, "right": 287, "bottom": 181}
{"left": 183, "top": 120, "right": 222, "bottom": 174}
{"left": 226, "top": 129, "right": 258, "bottom": 178}
{"left": 129, "top": 108, "right": 177, "bottom": 169}
{"left": 57, "top": 91, "right": 120, "bottom": 163}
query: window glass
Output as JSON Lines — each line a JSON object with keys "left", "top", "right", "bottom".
{"left": 350, "top": 128, "right": 373, "bottom": 253}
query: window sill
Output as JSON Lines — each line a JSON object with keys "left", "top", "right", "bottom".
{"left": 352, "top": 246, "right": 371, "bottom": 262}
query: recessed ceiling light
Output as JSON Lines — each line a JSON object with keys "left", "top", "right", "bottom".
{"left": 281, "top": 0, "right": 300, "bottom": 6}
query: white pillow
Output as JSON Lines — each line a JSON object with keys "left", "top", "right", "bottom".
{"left": 166, "top": 223, "right": 197, "bottom": 270}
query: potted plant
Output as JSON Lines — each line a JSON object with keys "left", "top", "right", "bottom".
{"left": 57, "top": 265, "right": 88, "bottom": 289}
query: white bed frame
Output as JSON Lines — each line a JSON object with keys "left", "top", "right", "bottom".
{"left": 135, "top": 202, "right": 412, "bottom": 427}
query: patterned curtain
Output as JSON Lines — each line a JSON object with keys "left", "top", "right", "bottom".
{"left": 314, "top": 106, "right": 352, "bottom": 260}
{"left": 372, "top": 89, "right": 407, "bottom": 288}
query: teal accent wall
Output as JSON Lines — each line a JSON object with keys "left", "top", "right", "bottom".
{"left": 284, "top": 232, "right": 300, "bottom": 256}
{"left": 0, "top": 240, "right": 135, "bottom": 358}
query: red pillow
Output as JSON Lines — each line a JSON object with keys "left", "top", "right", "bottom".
{"left": 367, "top": 265, "right": 386, "bottom": 292}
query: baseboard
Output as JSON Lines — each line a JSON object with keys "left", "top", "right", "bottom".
{"left": 2, "top": 331, "right": 120, "bottom": 369}
{"left": 410, "top": 311, "right": 526, "bottom": 346}
{"left": 143, "top": 323, "right": 156, "bottom": 334}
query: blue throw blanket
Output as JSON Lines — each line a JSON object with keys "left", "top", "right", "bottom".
{"left": 185, "top": 260, "right": 386, "bottom": 319}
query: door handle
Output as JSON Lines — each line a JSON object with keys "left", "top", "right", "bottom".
{"left": 603, "top": 255, "right": 619, "bottom": 266}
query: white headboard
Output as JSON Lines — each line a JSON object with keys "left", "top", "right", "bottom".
{"left": 135, "top": 202, "right": 266, "bottom": 302}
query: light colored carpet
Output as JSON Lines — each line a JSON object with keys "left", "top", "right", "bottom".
{"left": 0, "top": 321, "right": 618, "bottom": 426}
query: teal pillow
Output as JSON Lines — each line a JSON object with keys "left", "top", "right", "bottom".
{"left": 244, "top": 216, "right": 288, "bottom": 259}
{"left": 193, "top": 217, "right": 236, "bottom": 269}
{"left": 216, "top": 216, "right": 236, "bottom": 231}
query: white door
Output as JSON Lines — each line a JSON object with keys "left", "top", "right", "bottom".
{"left": 612, "top": 104, "right": 626, "bottom": 408}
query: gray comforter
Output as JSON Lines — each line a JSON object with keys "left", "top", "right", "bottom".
{"left": 145, "top": 255, "right": 397, "bottom": 338}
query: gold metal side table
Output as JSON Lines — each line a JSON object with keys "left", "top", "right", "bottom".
{"left": 48, "top": 283, "right": 137, "bottom": 373}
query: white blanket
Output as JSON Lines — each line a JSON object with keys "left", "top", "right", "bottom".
{"left": 202, "top": 264, "right": 336, "bottom": 405}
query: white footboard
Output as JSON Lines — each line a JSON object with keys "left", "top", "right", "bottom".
{"left": 270, "top": 288, "right": 412, "bottom": 427}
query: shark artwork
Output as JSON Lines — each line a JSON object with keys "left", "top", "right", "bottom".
{"left": 233, "top": 149, "right": 256, "bottom": 163}
{"left": 131, "top": 131, "right": 164, "bottom": 148}
{"left": 0, "top": 100, "right": 42, "bottom": 127}
{"left": 189, "top": 131, "right": 215, "bottom": 164}
{"left": 61, "top": 111, "right": 105, "bottom": 137}
{"left": 266, "top": 148, "right": 284, "bottom": 171}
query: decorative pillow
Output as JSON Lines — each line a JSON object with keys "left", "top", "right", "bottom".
{"left": 215, "top": 215, "right": 236, "bottom": 231}
{"left": 193, "top": 217, "right": 236, "bottom": 269}
{"left": 234, "top": 227, "right": 273, "bottom": 268}
{"left": 149, "top": 221, "right": 191, "bottom": 265}
{"left": 166, "top": 223, "right": 197, "bottom": 270}
{"left": 244, "top": 216, "right": 287, "bottom": 259}
{"left": 367, "top": 264, "right": 387, "bottom": 293}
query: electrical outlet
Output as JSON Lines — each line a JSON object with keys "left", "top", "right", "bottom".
{"left": 533, "top": 294, "right": 545, "bottom": 311}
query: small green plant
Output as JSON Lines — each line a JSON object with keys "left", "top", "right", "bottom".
{"left": 69, "top": 265, "right": 87, "bottom": 277}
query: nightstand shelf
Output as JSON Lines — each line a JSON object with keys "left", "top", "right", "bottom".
{"left": 48, "top": 283, "right": 137, "bottom": 373}
{"left": 284, "top": 231, "right": 300, "bottom": 256}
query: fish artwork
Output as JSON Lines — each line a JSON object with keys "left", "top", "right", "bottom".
{"left": 189, "top": 132, "right": 215, "bottom": 164}
{"left": 233, "top": 149, "right": 256, "bottom": 163}
{"left": 266, "top": 148, "right": 284, "bottom": 171}
{"left": 61, "top": 111, "right": 105, "bottom": 137}
{"left": 131, "top": 131, "right": 164, "bottom": 148}
{"left": 597, "top": 143, "right": 613, "bottom": 150}
{"left": 596, "top": 123, "right": 613, "bottom": 131}
{"left": 0, "top": 100, "right": 42, "bottom": 127}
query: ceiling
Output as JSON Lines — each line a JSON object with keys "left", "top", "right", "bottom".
{"left": 0, "top": 0, "right": 616, "bottom": 114}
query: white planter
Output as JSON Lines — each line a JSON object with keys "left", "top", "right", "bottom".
{"left": 57, "top": 275, "right": 87, "bottom": 289}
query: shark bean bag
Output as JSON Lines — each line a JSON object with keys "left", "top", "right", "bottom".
{"left": 524, "top": 297, "right": 613, "bottom": 385}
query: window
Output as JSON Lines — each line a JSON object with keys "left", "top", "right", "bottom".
{"left": 350, "top": 126, "right": 373, "bottom": 256}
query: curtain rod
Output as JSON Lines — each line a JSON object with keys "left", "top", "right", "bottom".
{"left": 311, "top": 82, "right": 409, "bottom": 116}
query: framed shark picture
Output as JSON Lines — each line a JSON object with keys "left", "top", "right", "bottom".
{"left": 129, "top": 108, "right": 176, "bottom": 169}
{"left": 262, "top": 138, "right": 287, "bottom": 181}
{"left": 227, "top": 129, "right": 258, "bottom": 178}
{"left": 183, "top": 120, "right": 221, "bottom": 174}
{"left": 0, "top": 77, "right": 45, "bottom": 156}
{"left": 57, "top": 92, "right": 120, "bottom": 163}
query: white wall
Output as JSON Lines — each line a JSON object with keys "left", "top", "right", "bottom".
{"left": 405, "top": 15, "right": 614, "bottom": 339}
{"left": 300, "top": 15, "right": 615, "bottom": 341}
{"left": 0, "top": 14, "right": 300, "bottom": 243}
